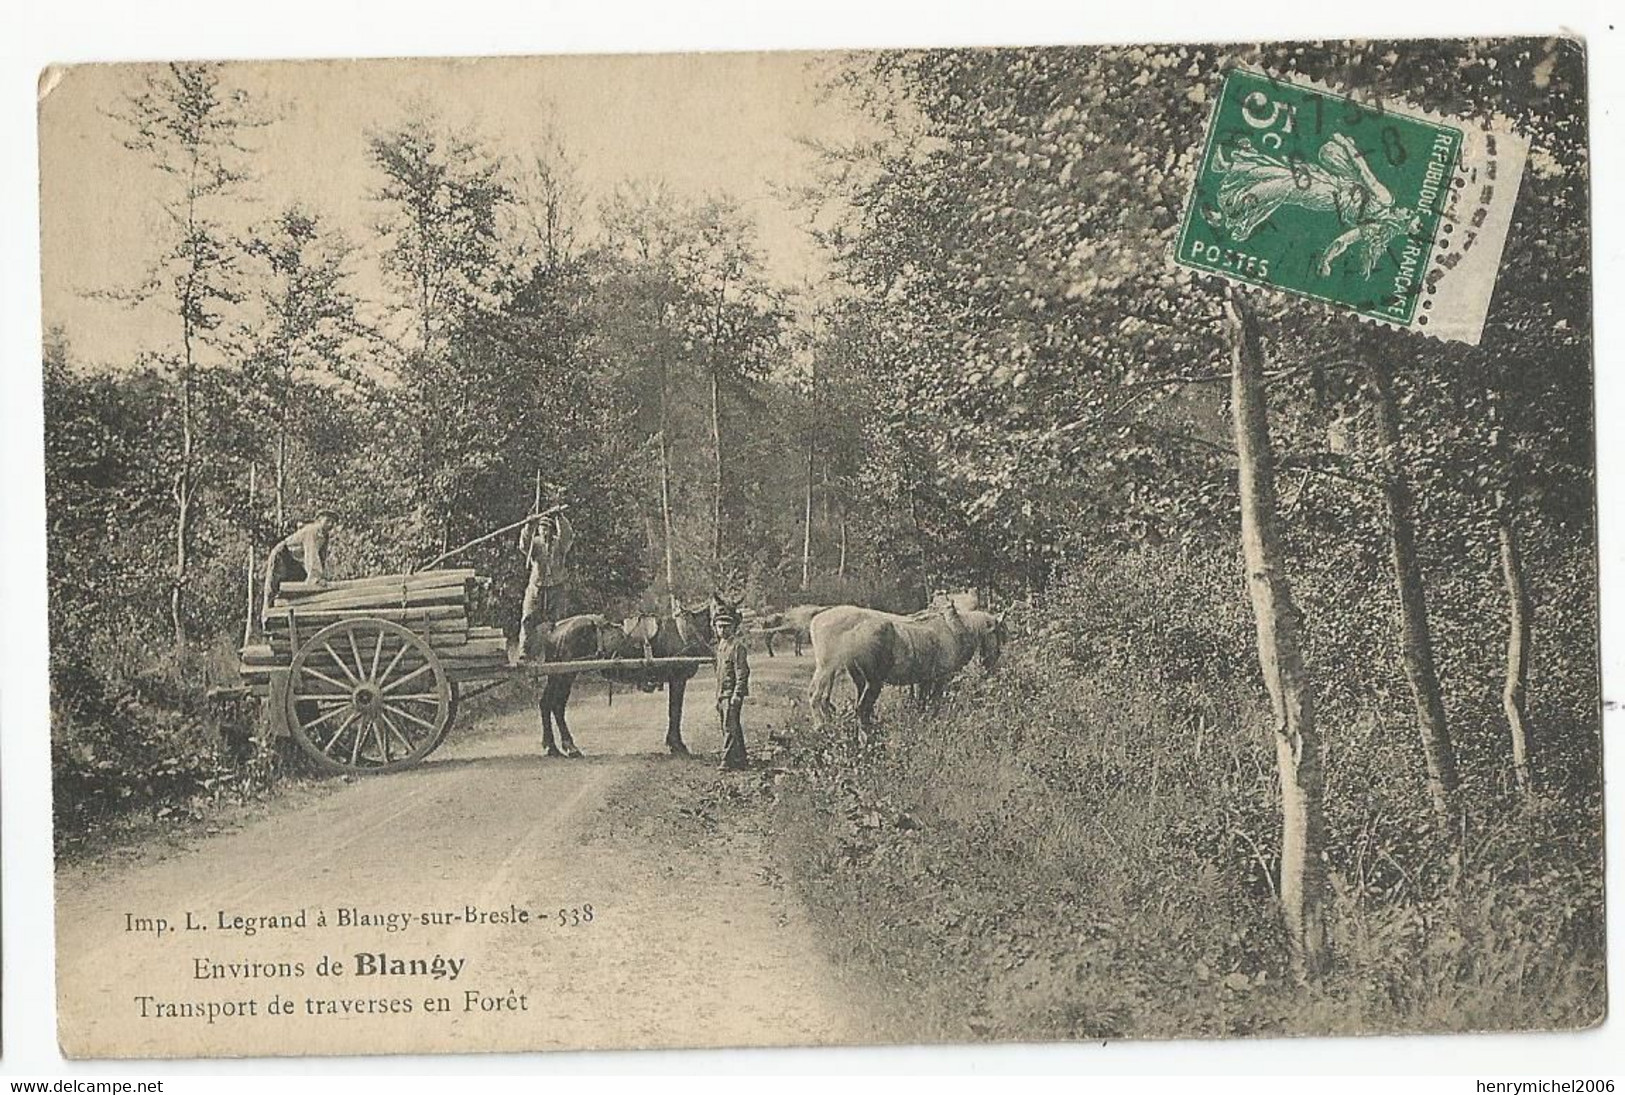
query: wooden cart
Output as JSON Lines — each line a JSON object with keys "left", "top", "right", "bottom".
{"left": 239, "top": 569, "right": 709, "bottom": 775}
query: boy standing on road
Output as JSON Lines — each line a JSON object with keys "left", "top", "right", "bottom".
{"left": 712, "top": 603, "right": 750, "bottom": 770}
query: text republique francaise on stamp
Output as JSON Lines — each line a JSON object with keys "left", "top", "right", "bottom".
{"left": 1176, "top": 69, "right": 1527, "bottom": 345}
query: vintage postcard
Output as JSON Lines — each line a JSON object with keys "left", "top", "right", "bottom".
{"left": 40, "top": 38, "right": 1600, "bottom": 1059}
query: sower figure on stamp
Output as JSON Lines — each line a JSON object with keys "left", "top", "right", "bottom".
{"left": 517, "top": 505, "right": 574, "bottom": 663}
{"left": 712, "top": 601, "right": 750, "bottom": 771}
{"left": 262, "top": 511, "right": 336, "bottom": 619}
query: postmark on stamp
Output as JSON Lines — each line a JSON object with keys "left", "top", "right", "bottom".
{"left": 1176, "top": 68, "right": 1527, "bottom": 345}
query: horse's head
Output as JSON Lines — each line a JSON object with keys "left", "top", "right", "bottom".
{"left": 671, "top": 598, "right": 717, "bottom": 653}
{"left": 930, "top": 588, "right": 981, "bottom": 614}
{"left": 707, "top": 591, "right": 747, "bottom": 642}
{"left": 709, "top": 591, "right": 743, "bottom": 617}
{"left": 978, "top": 611, "right": 1008, "bottom": 671}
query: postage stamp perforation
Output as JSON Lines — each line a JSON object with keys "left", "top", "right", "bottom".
{"left": 1173, "top": 65, "right": 1528, "bottom": 346}
{"left": 1178, "top": 264, "right": 1465, "bottom": 347}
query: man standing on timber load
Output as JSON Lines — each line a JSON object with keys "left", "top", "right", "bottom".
{"left": 712, "top": 602, "right": 750, "bottom": 770}
{"left": 262, "top": 511, "right": 336, "bottom": 618}
{"left": 517, "top": 505, "right": 574, "bottom": 662}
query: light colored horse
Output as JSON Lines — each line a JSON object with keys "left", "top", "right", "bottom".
{"left": 807, "top": 602, "right": 1006, "bottom": 733}
{"left": 931, "top": 589, "right": 980, "bottom": 614}
{"left": 756, "top": 603, "right": 831, "bottom": 657}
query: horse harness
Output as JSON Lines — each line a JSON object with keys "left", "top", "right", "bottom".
{"left": 616, "top": 609, "right": 711, "bottom": 661}
{"left": 672, "top": 610, "right": 711, "bottom": 656}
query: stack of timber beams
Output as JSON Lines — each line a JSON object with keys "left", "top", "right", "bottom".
{"left": 239, "top": 570, "right": 510, "bottom": 697}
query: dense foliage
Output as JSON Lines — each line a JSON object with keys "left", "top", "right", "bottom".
{"left": 46, "top": 74, "right": 810, "bottom": 845}
{"left": 765, "top": 35, "right": 1599, "bottom": 1030}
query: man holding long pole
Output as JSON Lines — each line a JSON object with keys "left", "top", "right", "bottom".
{"left": 516, "top": 503, "right": 574, "bottom": 664}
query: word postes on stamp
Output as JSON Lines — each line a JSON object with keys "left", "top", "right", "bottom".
{"left": 1176, "top": 68, "right": 1527, "bottom": 345}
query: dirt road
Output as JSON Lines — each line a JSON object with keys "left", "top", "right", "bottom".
{"left": 55, "top": 654, "right": 866, "bottom": 1059}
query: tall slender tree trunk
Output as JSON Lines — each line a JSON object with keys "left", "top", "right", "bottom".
{"left": 244, "top": 462, "right": 257, "bottom": 648}
{"left": 1498, "top": 496, "right": 1534, "bottom": 792}
{"left": 708, "top": 280, "right": 729, "bottom": 574}
{"left": 274, "top": 430, "right": 288, "bottom": 531}
{"left": 801, "top": 433, "right": 815, "bottom": 591}
{"left": 659, "top": 427, "right": 678, "bottom": 609}
{"left": 418, "top": 231, "right": 433, "bottom": 352}
{"left": 801, "top": 350, "right": 817, "bottom": 591}
{"left": 658, "top": 331, "right": 679, "bottom": 612}
{"left": 172, "top": 350, "right": 194, "bottom": 657}
{"left": 1367, "top": 355, "right": 1459, "bottom": 821}
{"left": 1488, "top": 382, "right": 1534, "bottom": 793}
{"left": 275, "top": 346, "right": 292, "bottom": 530}
{"left": 710, "top": 366, "right": 724, "bottom": 573}
{"left": 838, "top": 511, "right": 848, "bottom": 579}
{"left": 170, "top": 162, "right": 203, "bottom": 659}
{"left": 1226, "top": 292, "right": 1330, "bottom": 981}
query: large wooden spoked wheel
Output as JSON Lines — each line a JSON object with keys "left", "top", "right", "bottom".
{"left": 285, "top": 618, "right": 451, "bottom": 775}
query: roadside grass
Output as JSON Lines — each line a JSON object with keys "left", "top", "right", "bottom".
{"left": 51, "top": 632, "right": 287, "bottom": 861}
{"left": 772, "top": 679, "right": 1604, "bottom": 1041}
{"left": 769, "top": 551, "right": 1605, "bottom": 1042}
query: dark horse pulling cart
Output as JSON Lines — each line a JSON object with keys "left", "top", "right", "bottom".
{"left": 238, "top": 568, "right": 711, "bottom": 775}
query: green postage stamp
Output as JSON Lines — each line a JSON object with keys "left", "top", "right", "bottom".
{"left": 1177, "top": 68, "right": 1527, "bottom": 345}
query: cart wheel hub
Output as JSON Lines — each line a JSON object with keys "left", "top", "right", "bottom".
{"left": 353, "top": 684, "right": 381, "bottom": 712}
